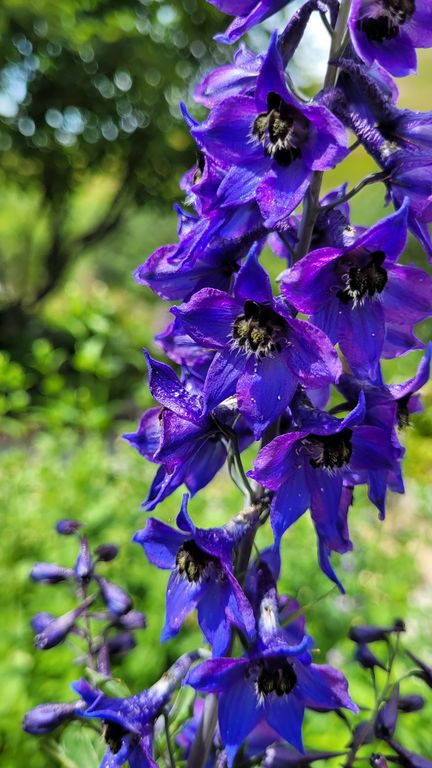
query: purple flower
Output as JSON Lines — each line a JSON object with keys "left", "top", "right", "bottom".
{"left": 124, "top": 354, "right": 253, "bottom": 509}
{"left": 191, "top": 33, "right": 347, "bottom": 228}
{"left": 250, "top": 394, "right": 399, "bottom": 588}
{"left": 73, "top": 651, "right": 205, "bottom": 768}
{"left": 185, "top": 612, "right": 356, "bottom": 766}
{"left": 280, "top": 203, "right": 432, "bottom": 379}
{"left": 349, "top": 0, "right": 432, "bottom": 77}
{"left": 134, "top": 202, "right": 264, "bottom": 303}
{"left": 134, "top": 495, "right": 257, "bottom": 654}
{"left": 174, "top": 247, "right": 341, "bottom": 437}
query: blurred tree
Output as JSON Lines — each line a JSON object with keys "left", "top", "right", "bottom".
{"left": 0, "top": 0, "right": 222, "bottom": 344}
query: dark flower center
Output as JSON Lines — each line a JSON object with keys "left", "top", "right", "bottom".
{"left": 357, "top": 0, "right": 415, "bottom": 42}
{"left": 192, "top": 151, "right": 205, "bottom": 184}
{"left": 103, "top": 721, "right": 129, "bottom": 754}
{"left": 307, "top": 428, "right": 353, "bottom": 470}
{"left": 396, "top": 394, "right": 411, "bottom": 429}
{"left": 175, "top": 539, "right": 218, "bottom": 583}
{"left": 252, "top": 91, "right": 309, "bottom": 166}
{"left": 337, "top": 251, "right": 388, "bottom": 306}
{"left": 256, "top": 660, "right": 297, "bottom": 698}
{"left": 232, "top": 300, "right": 287, "bottom": 359}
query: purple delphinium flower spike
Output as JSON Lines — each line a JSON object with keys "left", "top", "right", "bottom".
{"left": 174, "top": 246, "right": 341, "bottom": 438}
{"left": 185, "top": 572, "right": 357, "bottom": 766}
{"left": 280, "top": 202, "right": 432, "bottom": 380}
{"left": 250, "top": 394, "right": 399, "bottom": 588}
{"left": 191, "top": 33, "right": 347, "bottom": 228}
{"left": 73, "top": 651, "right": 206, "bottom": 768}
{"left": 134, "top": 495, "right": 257, "bottom": 654}
{"left": 349, "top": 0, "right": 432, "bottom": 77}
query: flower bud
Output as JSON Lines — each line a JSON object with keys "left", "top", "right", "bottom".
{"left": 34, "top": 596, "right": 94, "bottom": 650}
{"left": 117, "top": 610, "right": 147, "bottom": 631}
{"left": 31, "top": 612, "right": 55, "bottom": 633}
{"left": 397, "top": 694, "right": 425, "bottom": 713}
{"left": 23, "top": 701, "right": 82, "bottom": 734}
{"left": 56, "top": 519, "right": 82, "bottom": 536}
{"left": 94, "top": 544, "right": 119, "bottom": 562}
{"left": 263, "top": 746, "right": 346, "bottom": 766}
{"left": 375, "top": 685, "right": 399, "bottom": 739}
{"left": 350, "top": 623, "right": 395, "bottom": 644}
{"left": 370, "top": 756, "right": 388, "bottom": 768}
{"left": 355, "top": 644, "right": 386, "bottom": 670}
{"left": 97, "top": 578, "right": 132, "bottom": 616}
{"left": 30, "top": 563, "right": 74, "bottom": 584}
{"left": 75, "top": 536, "right": 93, "bottom": 582}
{"left": 107, "top": 631, "right": 136, "bottom": 657}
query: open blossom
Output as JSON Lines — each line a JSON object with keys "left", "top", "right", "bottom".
{"left": 280, "top": 202, "right": 432, "bottom": 380}
{"left": 349, "top": 0, "right": 432, "bottom": 76}
{"left": 134, "top": 495, "right": 257, "bottom": 654}
{"left": 191, "top": 33, "right": 347, "bottom": 229}
{"left": 174, "top": 246, "right": 341, "bottom": 437}
{"left": 186, "top": 564, "right": 357, "bottom": 766}
{"left": 249, "top": 394, "right": 401, "bottom": 588}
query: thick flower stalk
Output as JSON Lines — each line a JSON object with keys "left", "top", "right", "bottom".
{"left": 24, "top": 0, "right": 432, "bottom": 766}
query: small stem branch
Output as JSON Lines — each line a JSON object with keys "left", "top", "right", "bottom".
{"left": 164, "top": 709, "right": 176, "bottom": 768}
{"left": 187, "top": 694, "right": 219, "bottom": 768}
{"left": 319, "top": 172, "right": 386, "bottom": 212}
{"left": 295, "top": 0, "right": 352, "bottom": 261}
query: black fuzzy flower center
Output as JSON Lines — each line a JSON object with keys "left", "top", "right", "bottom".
{"left": 256, "top": 660, "right": 297, "bottom": 698}
{"left": 358, "top": 0, "right": 415, "bottom": 42}
{"left": 252, "top": 92, "right": 309, "bottom": 166}
{"left": 232, "top": 300, "right": 287, "bottom": 359}
{"left": 103, "top": 722, "right": 129, "bottom": 754}
{"left": 397, "top": 394, "right": 411, "bottom": 429}
{"left": 176, "top": 540, "right": 217, "bottom": 583}
{"left": 307, "top": 428, "right": 353, "bottom": 470}
{"left": 337, "top": 251, "right": 388, "bottom": 306}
